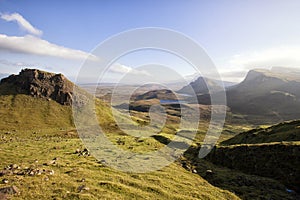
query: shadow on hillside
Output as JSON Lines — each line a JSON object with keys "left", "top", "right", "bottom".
{"left": 182, "top": 145, "right": 300, "bottom": 200}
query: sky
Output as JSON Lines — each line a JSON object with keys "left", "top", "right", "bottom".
{"left": 0, "top": 0, "right": 300, "bottom": 83}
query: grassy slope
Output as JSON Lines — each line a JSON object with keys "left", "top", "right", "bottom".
{"left": 221, "top": 120, "right": 300, "bottom": 145}
{"left": 0, "top": 94, "right": 239, "bottom": 200}
{"left": 0, "top": 94, "right": 73, "bottom": 130}
{"left": 201, "top": 120, "right": 300, "bottom": 197}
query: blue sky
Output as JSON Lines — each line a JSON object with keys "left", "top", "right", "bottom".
{"left": 0, "top": 0, "right": 300, "bottom": 82}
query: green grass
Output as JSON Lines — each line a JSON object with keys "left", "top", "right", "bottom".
{"left": 183, "top": 145, "right": 299, "bottom": 200}
{"left": 0, "top": 129, "right": 239, "bottom": 200}
{"left": 0, "top": 94, "right": 73, "bottom": 130}
{"left": 0, "top": 94, "right": 239, "bottom": 199}
{"left": 221, "top": 120, "right": 300, "bottom": 145}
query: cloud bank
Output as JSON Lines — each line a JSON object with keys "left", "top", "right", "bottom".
{"left": 229, "top": 46, "right": 300, "bottom": 69}
{"left": 0, "top": 34, "right": 97, "bottom": 61}
{"left": 1, "top": 12, "right": 43, "bottom": 36}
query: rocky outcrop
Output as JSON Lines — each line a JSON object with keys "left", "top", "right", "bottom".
{"left": 0, "top": 68, "right": 74, "bottom": 105}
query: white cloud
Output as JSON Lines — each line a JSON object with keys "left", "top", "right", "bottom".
{"left": 0, "top": 34, "right": 97, "bottom": 61}
{"left": 109, "top": 63, "right": 150, "bottom": 76}
{"left": 229, "top": 46, "right": 300, "bottom": 69}
{"left": 1, "top": 12, "right": 43, "bottom": 36}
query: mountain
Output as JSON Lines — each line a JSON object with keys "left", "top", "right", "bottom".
{"left": 177, "top": 76, "right": 222, "bottom": 95}
{"left": 194, "top": 67, "right": 300, "bottom": 123}
{"left": 227, "top": 68, "right": 300, "bottom": 122}
{"left": 0, "top": 69, "right": 112, "bottom": 130}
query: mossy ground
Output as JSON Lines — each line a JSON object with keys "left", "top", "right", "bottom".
{"left": 0, "top": 129, "right": 238, "bottom": 200}
{"left": 0, "top": 94, "right": 239, "bottom": 199}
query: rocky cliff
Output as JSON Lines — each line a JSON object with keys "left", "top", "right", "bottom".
{"left": 0, "top": 68, "right": 74, "bottom": 105}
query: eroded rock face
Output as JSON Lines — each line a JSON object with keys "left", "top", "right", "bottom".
{"left": 0, "top": 68, "right": 74, "bottom": 105}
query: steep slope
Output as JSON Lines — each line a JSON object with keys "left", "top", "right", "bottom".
{"left": 226, "top": 68, "right": 300, "bottom": 122}
{"left": 0, "top": 69, "right": 112, "bottom": 131}
{"left": 205, "top": 120, "right": 300, "bottom": 193}
{"left": 0, "top": 68, "right": 74, "bottom": 105}
{"left": 221, "top": 120, "right": 300, "bottom": 145}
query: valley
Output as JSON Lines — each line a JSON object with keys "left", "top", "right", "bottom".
{"left": 0, "top": 68, "right": 299, "bottom": 199}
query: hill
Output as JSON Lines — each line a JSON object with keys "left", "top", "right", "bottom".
{"left": 177, "top": 76, "right": 222, "bottom": 95}
{"left": 0, "top": 69, "right": 239, "bottom": 199}
{"left": 0, "top": 68, "right": 75, "bottom": 105}
{"left": 205, "top": 120, "right": 300, "bottom": 193}
{"left": 221, "top": 120, "right": 300, "bottom": 145}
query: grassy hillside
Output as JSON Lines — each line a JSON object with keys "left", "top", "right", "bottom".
{"left": 183, "top": 146, "right": 298, "bottom": 200}
{"left": 202, "top": 120, "right": 300, "bottom": 196}
{"left": 221, "top": 120, "right": 300, "bottom": 145}
{"left": 0, "top": 91, "right": 240, "bottom": 199}
{"left": 0, "top": 94, "right": 73, "bottom": 130}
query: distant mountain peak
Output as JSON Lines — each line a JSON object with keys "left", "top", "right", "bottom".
{"left": 0, "top": 68, "right": 74, "bottom": 105}
{"left": 246, "top": 67, "right": 300, "bottom": 82}
{"left": 177, "top": 76, "right": 222, "bottom": 95}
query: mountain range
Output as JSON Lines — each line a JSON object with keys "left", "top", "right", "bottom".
{"left": 181, "top": 67, "right": 300, "bottom": 123}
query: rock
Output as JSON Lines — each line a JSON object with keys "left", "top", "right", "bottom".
{"left": 0, "top": 186, "right": 20, "bottom": 195}
{"left": 79, "top": 178, "right": 86, "bottom": 182}
{"left": 205, "top": 169, "right": 213, "bottom": 176}
{"left": 44, "top": 176, "right": 49, "bottom": 182}
{"left": 48, "top": 170, "right": 54, "bottom": 175}
{"left": 2, "top": 179, "right": 8, "bottom": 184}
{"left": 192, "top": 169, "right": 197, "bottom": 174}
{"left": 76, "top": 148, "right": 90, "bottom": 156}
{"left": 10, "top": 164, "right": 18, "bottom": 170}
{"left": 75, "top": 149, "right": 81, "bottom": 154}
{"left": 0, "top": 69, "right": 75, "bottom": 105}
{"left": 48, "top": 160, "right": 56, "bottom": 165}
{"left": 77, "top": 185, "right": 86, "bottom": 193}
{"left": 0, "top": 170, "right": 10, "bottom": 177}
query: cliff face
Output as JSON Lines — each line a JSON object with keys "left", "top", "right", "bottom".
{"left": 0, "top": 68, "right": 74, "bottom": 105}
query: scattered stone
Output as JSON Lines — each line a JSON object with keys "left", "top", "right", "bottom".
{"left": 2, "top": 179, "right": 8, "bottom": 184}
{"left": 47, "top": 160, "right": 56, "bottom": 165}
{"left": 0, "top": 186, "right": 20, "bottom": 195}
{"left": 44, "top": 176, "right": 49, "bottom": 182}
{"left": 48, "top": 170, "right": 54, "bottom": 176}
{"left": 0, "top": 170, "right": 10, "bottom": 177}
{"left": 192, "top": 169, "right": 197, "bottom": 174}
{"left": 29, "top": 171, "right": 35, "bottom": 176}
{"left": 205, "top": 169, "right": 213, "bottom": 176}
{"left": 10, "top": 164, "right": 18, "bottom": 170}
{"left": 77, "top": 185, "right": 87, "bottom": 193}
{"left": 76, "top": 148, "right": 90, "bottom": 156}
{"left": 100, "top": 159, "right": 106, "bottom": 164}
{"left": 78, "top": 178, "right": 86, "bottom": 182}
{"left": 75, "top": 149, "right": 81, "bottom": 154}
